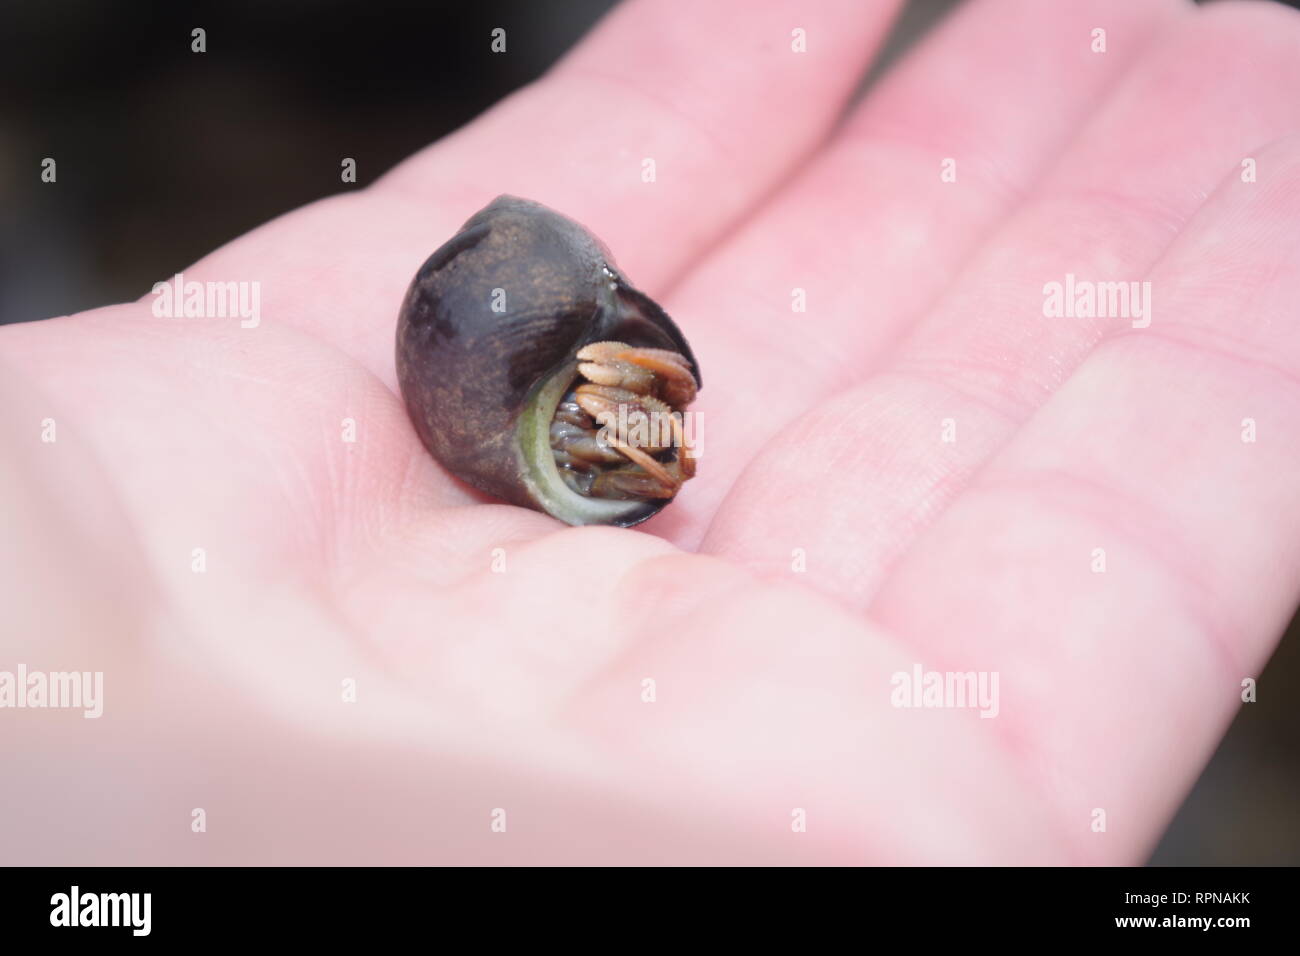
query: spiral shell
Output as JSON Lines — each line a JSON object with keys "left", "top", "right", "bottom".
{"left": 396, "top": 196, "right": 701, "bottom": 527}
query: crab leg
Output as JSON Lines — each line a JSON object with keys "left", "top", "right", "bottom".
{"left": 550, "top": 342, "right": 699, "bottom": 500}
{"left": 575, "top": 341, "right": 698, "bottom": 407}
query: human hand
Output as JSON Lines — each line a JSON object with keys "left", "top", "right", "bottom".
{"left": 4, "top": 0, "right": 1298, "bottom": 864}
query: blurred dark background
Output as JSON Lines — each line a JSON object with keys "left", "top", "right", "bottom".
{"left": 2, "top": 0, "right": 1295, "bottom": 864}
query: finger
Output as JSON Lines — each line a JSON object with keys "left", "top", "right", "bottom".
{"left": 0, "top": 306, "right": 471, "bottom": 588}
{"left": 703, "top": 1, "right": 1300, "bottom": 588}
{"left": 650, "top": 0, "right": 1188, "bottom": 544}
{"left": 383, "top": 0, "right": 900, "bottom": 278}
{"left": 867, "top": 135, "right": 1300, "bottom": 861}
{"left": 0, "top": 356, "right": 157, "bottom": 671}
{"left": 179, "top": 0, "right": 902, "bottom": 382}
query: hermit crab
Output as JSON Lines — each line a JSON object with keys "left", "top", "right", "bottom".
{"left": 395, "top": 196, "right": 700, "bottom": 527}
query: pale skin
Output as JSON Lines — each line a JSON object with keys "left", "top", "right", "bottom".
{"left": 3, "top": 0, "right": 1299, "bottom": 863}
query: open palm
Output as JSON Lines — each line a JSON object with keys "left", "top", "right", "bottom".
{"left": 5, "top": 0, "right": 1299, "bottom": 864}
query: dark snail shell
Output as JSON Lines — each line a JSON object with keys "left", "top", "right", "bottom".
{"left": 395, "top": 195, "right": 701, "bottom": 527}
